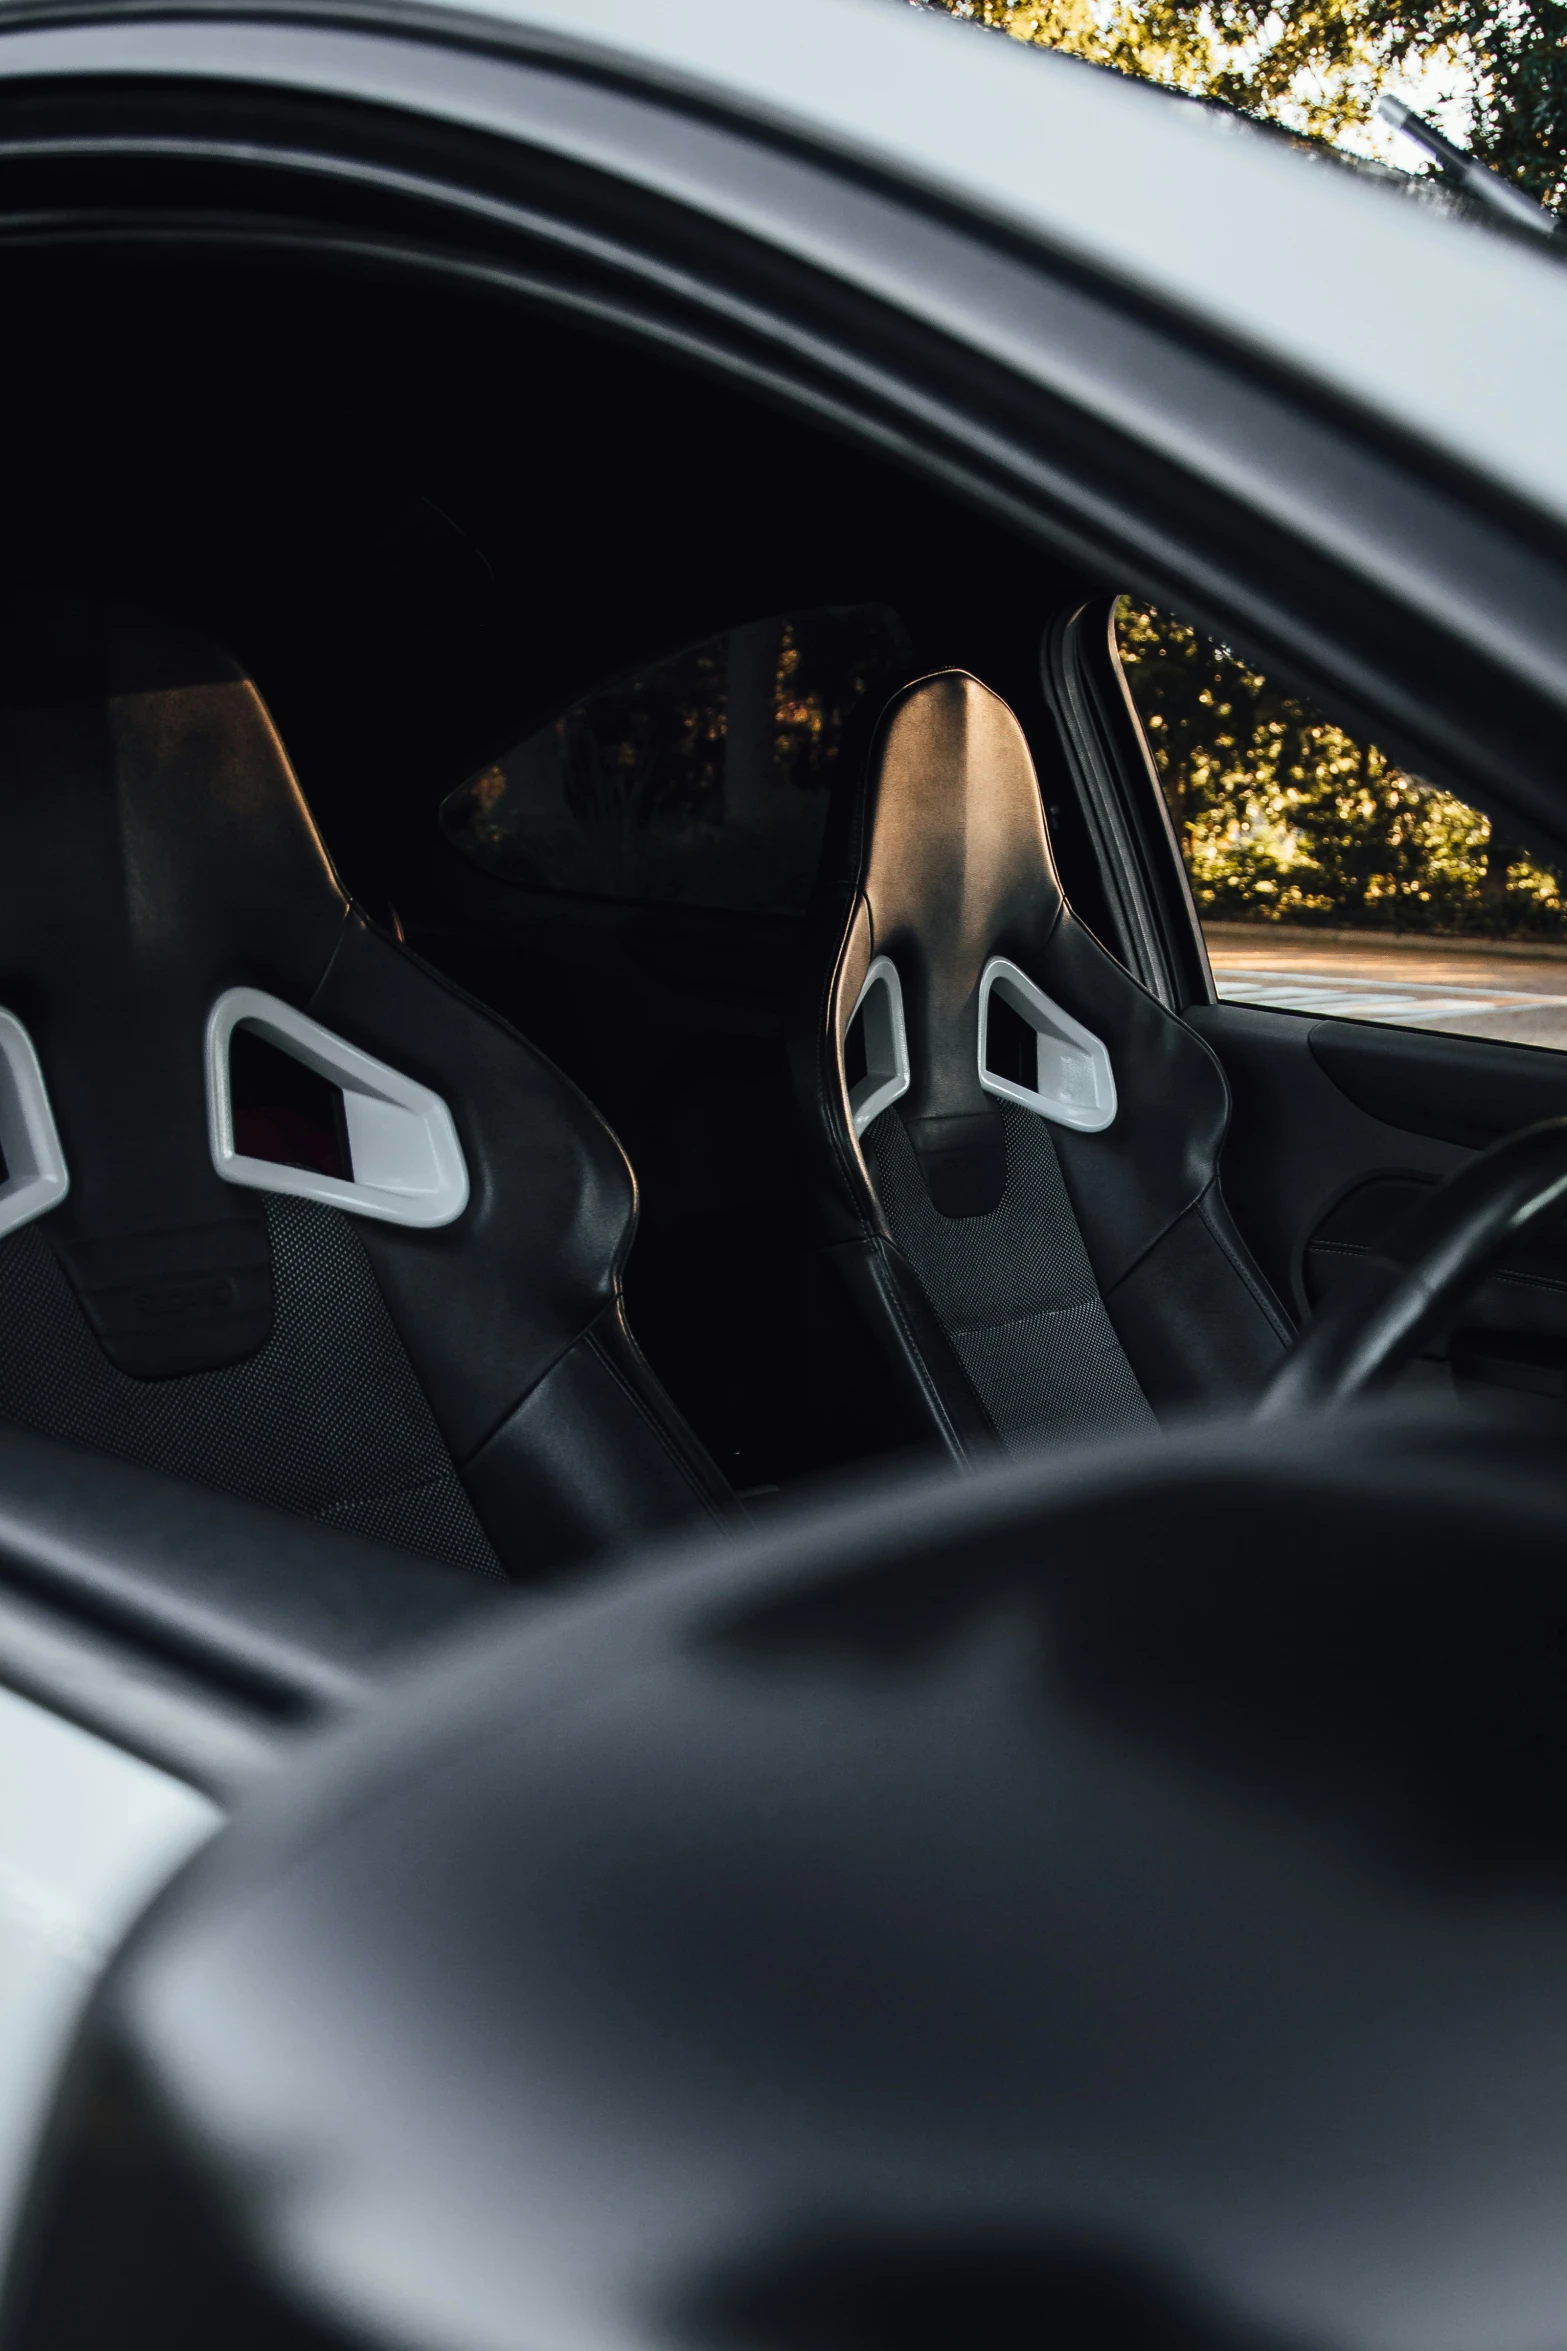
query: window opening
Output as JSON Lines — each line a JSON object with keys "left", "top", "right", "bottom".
{"left": 1116, "top": 599, "right": 1567, "bottom": 1051}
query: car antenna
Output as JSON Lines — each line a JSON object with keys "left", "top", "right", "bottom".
{"left": 1374, "top": 93, "right": 1557, "bottom": 238}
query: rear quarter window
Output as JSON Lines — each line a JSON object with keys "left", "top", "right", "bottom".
{"left": 440, "top": 604, "right": 910, "bottom": 915}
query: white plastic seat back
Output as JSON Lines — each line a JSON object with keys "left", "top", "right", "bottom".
{"left": 845, "top": 957, "right": 912, "bottom": 1138}
{"left": 0, "top": 1011, "right": 69, "bottom": 1241}
{"left": 206, "top": 989, "right": 469, "bottom": 1230}
{"left": 977, "top": 958, "right": 1117, "bottom": 1134}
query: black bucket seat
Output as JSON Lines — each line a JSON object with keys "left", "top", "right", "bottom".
{"left": 793, "top": 669, "right": 1292, "bottom": 1459}
{"left": 0, "top": 606, "right": 732, "bottom": 1579}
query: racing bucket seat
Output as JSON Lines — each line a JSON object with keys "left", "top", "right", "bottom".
{"left": 0, "top": 604, "right": 732, "bottom": 1579}
{"left": 792, "top": 668, "right": 1293, "bottom": 1461}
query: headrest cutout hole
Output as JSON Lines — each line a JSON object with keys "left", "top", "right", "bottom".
{"left": 975, "top": 958, "right": 1117, "bottom": 1134}
{"left": 843, "top": 1011, "right": 870, "bottom": 1093}
{"left": 230, "top": 1026, "right": 353, "bottom": 1181}
{"left": 207, "top": 987, "right": 469, "bottom": 1228}
{"left": 0, "top": 1007, "right": 70, "bottom": 1237}
{"left": 983, "top": 991, "right": 1037, "bottom": 1089}
{"left": 846, "top": 957, "right": 912, "bottom": 1138}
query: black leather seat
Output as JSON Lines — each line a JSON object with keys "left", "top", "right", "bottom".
{"left": 0, "top": 606, "right": 733, "bottom": 1579}
{"left": 793, "top": 669, "right": 1293, "bottom": 1459}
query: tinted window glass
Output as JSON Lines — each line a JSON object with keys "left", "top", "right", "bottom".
{"left": 1116, "top": 599, "right": 1567, "bottom": 1052}
{"left": 440, "top": 605, "right": 910, "bottom": 913}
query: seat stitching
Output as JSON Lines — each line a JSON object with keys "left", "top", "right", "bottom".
{"left": 1195, "top": 1187, "right": 1295, "bottom": 1343}
{"left": 1102, "top": 1181, "right": 1290, "bottom": 1344}
{"left": 860, "top": 1239, "right": 991, "bottom": 1461}
{"left": 1311, "top": 1237, "right": 1567, "bottom": 1304}
{"left": 940, "top": 1295, "right": 1126, "bottom": 1340}
{"left": 580, "top": 1319, "right": 736, "bottom": 1528}
{"left": 818, "top": 903, "right": 889, "bottom": 1248}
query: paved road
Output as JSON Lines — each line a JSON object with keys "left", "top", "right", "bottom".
{"left": 1206, "top": 934, "right": 1567, "bottom": 1051}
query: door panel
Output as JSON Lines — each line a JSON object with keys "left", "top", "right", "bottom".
{"left": 1305, "top": 1020, "right": 1567, "bottom": 1148}
{"left": 1190, "top": 1002, "right": 1567, "bottom": 1407}
{"left": 1184, "top": 1002, "right": 1466, "bottom": 1316}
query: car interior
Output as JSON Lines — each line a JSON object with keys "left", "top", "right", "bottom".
{"left": 4, "top": 244, "right": 1567, "bottom": 1633}
{"left": 8, "top": 42, "right": 1567, "bottom": 2344}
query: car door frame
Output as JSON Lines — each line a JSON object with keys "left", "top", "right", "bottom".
{"left": 0, "top": 5, "right": 1566, "bottom": 859}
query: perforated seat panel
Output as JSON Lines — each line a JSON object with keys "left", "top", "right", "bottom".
{"left": 0, "top": 1198, "right": 503, "bottom": 1579}
{"left": 862, "top": 1103, "right": 1156, "bottom": 1447}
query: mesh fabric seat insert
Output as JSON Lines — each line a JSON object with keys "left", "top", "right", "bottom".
{"left": 0, "top": 1196, "right": 502, "bottom": 1578}
{"left": 862, "top": 1101, "right": 1156, "bottom": 1447}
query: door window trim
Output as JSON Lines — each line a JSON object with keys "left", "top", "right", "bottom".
{"left": 1043, "top": 598, "right": 1212, "bottom": 1012}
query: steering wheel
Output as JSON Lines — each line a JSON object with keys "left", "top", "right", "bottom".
{"left": 11, "top": 1407, "right": 1567, "bottom": 2351}
{"left": 1257, "top": 1116, "right": 1567, "bottom": 1419}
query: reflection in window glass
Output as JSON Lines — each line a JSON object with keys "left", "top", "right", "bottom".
{"left": 440, "top": 605, "right": 910, "bottom": 914}
{"left": 1116, "top": 599, "right": 1567, "bottom": 1052}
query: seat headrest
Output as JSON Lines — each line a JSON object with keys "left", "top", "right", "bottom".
{"left": 0, "top": 604, "right": 348, "bottom": 1372}
{"left": 837, "top": 670, "right": 1069, "bottom": 1213}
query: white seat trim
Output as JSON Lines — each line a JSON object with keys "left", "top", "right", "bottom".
{"left": 206, "top": 988, "right": 469, "bottom": 1229}
{"left": 845, "top": 955, "right": 912, "bottom": 1137}
{"left": 0, "top": 1010, "right": 70, "bottom": 1241}
{"left": 976, "top": 956, "right": 1117, "bottom": 1134}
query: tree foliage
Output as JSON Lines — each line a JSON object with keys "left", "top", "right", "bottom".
{"left": 1117, "top": 603, "right": 1566, "bottom": 935}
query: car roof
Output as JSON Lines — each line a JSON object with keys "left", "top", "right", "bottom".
{"left": 348, "top": 0, "right": 1564, "bottom": 529}
{"left": 0, "top": 0, "right": 1561, "bottom": 526}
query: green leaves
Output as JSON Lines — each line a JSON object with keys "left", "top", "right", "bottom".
{"left": 1116, "top": 602, "right": 1567, "bottom": 937}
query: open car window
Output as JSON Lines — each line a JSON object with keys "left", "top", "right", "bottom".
{"left": 439, "top": 604, "right": 912, "bottom": 914}
{"left": 1116, "top": 599, "right": 1567, "bottom": 1052}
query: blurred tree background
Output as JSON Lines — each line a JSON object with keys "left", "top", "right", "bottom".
{"left": 1115, "top": 603, "right": 1565, "bottom": 936}
{"left": 921, "top": 0, "right": 1567, "bottom": 936}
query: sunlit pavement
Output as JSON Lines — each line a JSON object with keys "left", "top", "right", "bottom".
{"left": 1202, "top": 923, "right": 1567, "bottom": 1050}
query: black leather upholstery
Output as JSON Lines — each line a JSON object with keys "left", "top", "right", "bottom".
{"left": 0, "top": 1417, "right": 503, "bottom": 1793}
{"left": 0, "top": 605, "right": 733, "bottom": 1576}
{"left": 20, "top": 1410, "right": 1567, "bottom": 2351}
{"left": 794, "top": 670, "right": 1292, "bottom": 1458}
